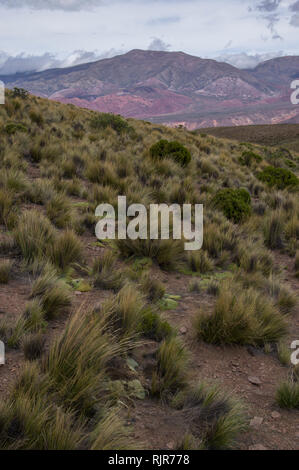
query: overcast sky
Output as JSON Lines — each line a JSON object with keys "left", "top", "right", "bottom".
{"left": 0, "top": 0, "right": 298, "bottom": 74}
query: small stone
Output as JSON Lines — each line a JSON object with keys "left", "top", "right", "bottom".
{"left": 271, "top": 411, "right": 281, "bottom": 419}
{"left": 179, "top": 326, "right": 187, "bottom": 335}
{"left": 166, "top": 442, "right": 175, "bottom": 450}
{"left": 250, "top": 417, "right": 264, "bottom": 428}
{"left": 248, "top": 376, "right": 262, "bottom": 386}
{"left": 249, "top": 444, "right": 268, "bottom": 451}
{"left": 75, "top": 291, "right": 83, "bottom": 295}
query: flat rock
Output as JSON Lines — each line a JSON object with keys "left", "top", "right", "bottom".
{"left": 179, "top": 326, "right": 187, "bottom": 335}
{"left": 250, "top": 417, "right": 264, "bottom": 428}
{"left": 248, "top": 376, "right": 262, "bottom": 386}
{"left": 271, "top": 411, "right": 281, "bottom": 419}
{"left": 249, "top": 444, "right": 268, "bottom": 451}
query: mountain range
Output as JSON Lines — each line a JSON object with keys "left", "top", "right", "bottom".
{"left": 1, "top": 49, "right": 299, "bottom": 129}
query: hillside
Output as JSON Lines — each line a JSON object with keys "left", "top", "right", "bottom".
{"left": 199, "top": 124, "right": 299, "bottom": 153}
{"left": 0, "top": 90, "right": 299, "bottom": 450}
{"left": 1, "top": 50, "right": 299, "bottom": 128}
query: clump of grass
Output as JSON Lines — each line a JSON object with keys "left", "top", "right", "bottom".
{"left": 31, "top": 269, "right": 71, "bottom": 321}
{"left": 0, "top": 259, "right": 13, "bottom": 284}
{"left": 171, "top": 383, "right": 247, "bottom": 450}
{"left": 42, "top": 308, "right": 124, "bottom": 415}
{"left": 46, "top": 193, "right": 73, "bottom": 229}
{"left": 139, "top": 308, "right": 173, "bottom": 341}
{"left": 295, "top": 251, "right": 299, "bottom": 275}
{"left": 14, "top": 210, "right": 56, "bottom": 265}
{"left": 0, "top": 188, "right": 13, "bottom": 226}
{"left": 195, "top": 282, "right": 287, "bottom": 346}
{"left": 90, "top": 411, "right": 133, "bottom": 450}
{"left": 22, "top": 333, "right": 45, "bottom": 361}
{"left": 189, "top": 279, "right": 201, "bottom": 293}
{"left": 101, "top": 284, "right": 145, "bottom": 337}
{"left": 50, "top": 230, "right": 83, "bottom": 272}
{"left": 92, "top": 250, "right": 124, "bottom": 292}
{"left": 276, "top": 380, "right": 299, "bottom": 409}
{"left": 151, "top": 337, "right": 188, "bottom": 398}
{"left": 116, "top": 238, "right": 185, "bottom": 271}
{"left": 23, "top": 299, "right": 47, "bottom": 333}
{"left": 263, "top": 211, "right": 284, "bottom": 249}
{"left": 277, "top": 341, "right": 291, "bottom": 366}
{"left": 139, "top": 272, "right": 165, "bottom": 302}
{"left": 236, "top": 241, "right": 273, "bottom": 275}
{"left": 187, "top": 251, "right": 213, "bottom": 274}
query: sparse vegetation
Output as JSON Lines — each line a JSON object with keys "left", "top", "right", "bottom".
{"left": 0, "top": 90, "right": 298, "bottom": 450}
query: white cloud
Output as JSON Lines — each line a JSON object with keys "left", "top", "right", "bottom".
{"left": 0, "top": 0, "right": 105, "bottom": 11}
{"left": 148, "top": 38, "right": 171, "bottom": 51}
{"left": 215, "top": 51, "right": 285, "bottom": 68}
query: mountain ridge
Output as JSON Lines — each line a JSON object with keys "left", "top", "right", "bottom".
{"left": 2, "top": 49, "right": 299, "bottom": 128}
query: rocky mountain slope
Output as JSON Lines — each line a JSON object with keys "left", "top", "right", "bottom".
{"left": 1, "top": 50, "right": 299, "bottom": 128}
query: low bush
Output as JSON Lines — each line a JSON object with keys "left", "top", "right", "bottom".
{"left": 257, "top": 166, "right": 298, "bottom": 190}
{"left": 240, "top": 150, "right": 262, "bottom": 166}
{"left": 150, "top": 140, "right": 191, "bottom": 167}
{"left": 140, "top": 308, "right": 173, "bottom": 341}
{"left": 90, "top": 113, "right": 130, "bottom": 134}
{"left": 212, "top": 189, "right": 251, "bottom": 223}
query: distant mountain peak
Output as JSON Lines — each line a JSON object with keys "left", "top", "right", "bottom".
{"left": 2, "top": 50, "right": 299, "bottom": 128}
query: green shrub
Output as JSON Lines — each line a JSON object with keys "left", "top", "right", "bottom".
{"left": 240, "top": 150, "right": 262, "bottom": 166}
{"left": 258, "top": 166, "right": 298, "bottom": 190}
{"left": 139, "top": 272, "right": 165, "bottom": 302}
{"left": 140, "top": 308, "right": 173, "bottom": 341}
{"left": 150, "top": 140, "right": 191, "bottom": 167}
{"left": 5, "top": 122, "right": 27, "bottom": 135}
{"left": 212, "top": 189, "right": 251, "bottom": 223}
{"left": 90, "top": 113, "right": 130, "bottom": 134}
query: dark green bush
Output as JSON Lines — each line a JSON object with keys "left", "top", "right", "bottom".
{"left": 90, "top": 113, "right": 130, "bottom": 134}
{"left": 140, "top": 309, "right": 173, "bottom": 341}
{"left": 239, "top": 150, "right": 262, "bottom": 166}
{"left": 257, "top": 166, "right": 298, "bottom": 190}
{"left": 150, "top": 140, "right": 191, "bottom": 167}
{"left": 212, "top": 188, "right": 251, "bottom": 223}
{"left": 5, "top": 122, "right": 27, "bottom": 135}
